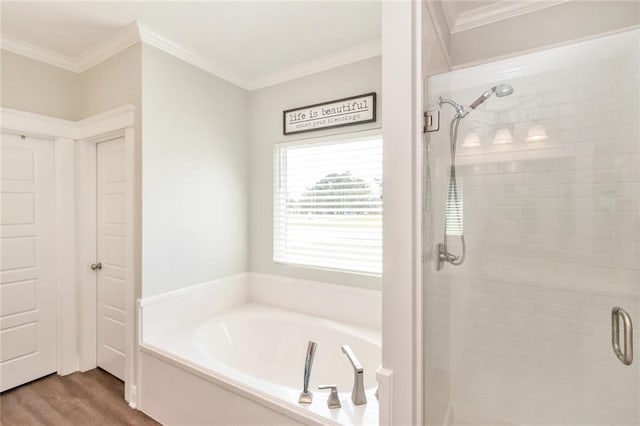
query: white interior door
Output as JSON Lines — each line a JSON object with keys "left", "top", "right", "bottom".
{"left": 96, "top": 139, "right": 127, "bottom": 380}
{"left": 0, "top": 133, "right": 57, "bottom": 392}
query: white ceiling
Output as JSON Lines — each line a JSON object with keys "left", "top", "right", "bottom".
{"left": 1, "top": 1, "right": 381, "bottom": 88}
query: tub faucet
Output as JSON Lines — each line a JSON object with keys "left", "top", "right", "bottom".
{"left": 341, "top": 345, "right": 366, "bottom": 405}
{"left": 299, "top": 341, "right": 317, "bottom": 404}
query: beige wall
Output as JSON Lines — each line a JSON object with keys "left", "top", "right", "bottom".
{"left": 76, "top": 43, "right": 143, "bottom": 306}
{"left": 248, "top": 56, "right": 382, "bottom": 290}
{"left": 141, "top": 44, "right": 249, "bottom": 298}
{"left": 0, "top": 44, "right": 142, "bottom": 120}
{"left": 1, "top": 45, "right": 143, "bottom": 300}
{"left": 79, "top": 44, "right": 141, "bottom": 119}
{"left": 2, "top": 44, "right": 381, "bottom": 295}
{"left": 1, "top": 50, "right": 80, "bottom": 120}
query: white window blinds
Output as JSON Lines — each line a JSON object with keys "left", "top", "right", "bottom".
{"left": 274, "top": 134, "right": 383, "bottom": 275}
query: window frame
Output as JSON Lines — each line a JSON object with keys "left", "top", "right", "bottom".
{"left": 273, "top": 129, "right": 383, "bottom": 276}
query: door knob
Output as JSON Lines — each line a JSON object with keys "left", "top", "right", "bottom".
{"left": 91, "top": 263, "right": 102, "bottom": 270}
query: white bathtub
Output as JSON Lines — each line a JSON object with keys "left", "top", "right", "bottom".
{"left": 138, "top": 273, "right": 381, "bottom": 425}
{"left": 194, "top": 304, "right": 380, "bottom": 394}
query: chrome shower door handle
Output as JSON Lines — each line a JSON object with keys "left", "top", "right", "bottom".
{"left": 611, "top": 306, "right": 633, "bottom": 365}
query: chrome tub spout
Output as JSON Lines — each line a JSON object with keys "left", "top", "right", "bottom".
{"left": 341, "top": 345, "right": 366, "bottom": 405}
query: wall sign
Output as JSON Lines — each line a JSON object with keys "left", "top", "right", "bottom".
{"left": 283, "top": 92, "right": 376, "bottom": 135}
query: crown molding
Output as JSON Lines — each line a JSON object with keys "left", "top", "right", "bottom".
{"left": 440, "top": 10, "right": 454, "bottom": 36}
{"left": 1, "top": 34, "right": 79, "bottom": 72}
{"left": 138, "top": 27, "right": 380, "bottom": 90}
{"left": 451, "top": 0, "right": 571, "bottom": 34}
{"left": 423, "top": 1, "right": 452, "bottom": 71}
{"left": 0, "top": 23, "right": 140, "bottom": 73}
{"left": 76, "top": 22, "right": 140, "bottom": 72}
{"left": 137, "top": 24, "right": 248, "bottom": 89}
{"left": 2, "top": 21, "right": 380, "bottom": 91}
{"left": 246, "top": 39, "right": 381, "bottom": 91}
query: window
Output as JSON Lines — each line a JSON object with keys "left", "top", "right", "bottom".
{"left": 274, "top": 133, "right": 383, "bottom": 275}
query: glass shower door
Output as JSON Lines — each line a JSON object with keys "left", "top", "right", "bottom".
{"left": 423, "top": 28, "right": 640, "bottom": 425}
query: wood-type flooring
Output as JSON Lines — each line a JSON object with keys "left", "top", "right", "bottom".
{"left": 0, "top": 369, "right": 159, "bottom": 426}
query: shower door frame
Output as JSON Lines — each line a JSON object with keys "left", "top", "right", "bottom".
{"left": 419, "top": 3, "right": 640, "bottom": 424}
{"left": 379, "top": 2, "right": 426, "bottom": 425}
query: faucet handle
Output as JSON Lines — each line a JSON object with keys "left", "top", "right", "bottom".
{"left": 318, "top": 385, "right": 341, "bottom": 409}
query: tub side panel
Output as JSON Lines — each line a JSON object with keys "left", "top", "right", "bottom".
{"left": 139, "top": 351, "right": 306, "bottom": 426}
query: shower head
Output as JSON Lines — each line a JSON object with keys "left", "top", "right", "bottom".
{"left": 495, "top": 84, "right": 514, "bottom": 97}
{"left": 469, "top": 84, "right": 514, "bottom": 110}
{"left": 439, "top": 83, "right": 514, "bottom": 118}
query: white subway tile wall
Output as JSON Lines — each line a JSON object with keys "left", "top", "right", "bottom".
{"left": 424, "top": 30, "right": 639, "bottom": 424}
{"left": 423, "top": 131, "right": 452, "bottom": 425}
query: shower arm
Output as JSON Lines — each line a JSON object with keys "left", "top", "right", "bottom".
{"left": 439, "top": 97, "right": 467, "bottom": 118}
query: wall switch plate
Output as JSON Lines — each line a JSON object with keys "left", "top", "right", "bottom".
{"left": 424, "top": 110, "right": 440, "bottom": 133}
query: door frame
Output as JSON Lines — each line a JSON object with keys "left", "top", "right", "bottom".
{"left": 2, "top": 110, "right": 78, "bottom": 377}
{"left": 379, "top": 2, "right": 425, "bottom": 425}
{"left": 76, "top": 109, "right": 137, "bottom": 405}
{"left": 1, "top": 106, "right": 137, "bottom": 404}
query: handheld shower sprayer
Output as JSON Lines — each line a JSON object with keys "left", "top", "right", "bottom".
{"left": 436, "top": 83, "right": 514, "bottom": 270}
{"left": 468, "top": 84, "right": 514, "bottom": 110}
{"left": 440, "top": 84, "right": 514, "bottom": 119}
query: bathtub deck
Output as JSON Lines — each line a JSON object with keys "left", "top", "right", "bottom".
{"left": 0, "top": 369, "right": 159, "bottom": 426}
{"left": 140, "top": 302, "right": 380, "bottom": 426}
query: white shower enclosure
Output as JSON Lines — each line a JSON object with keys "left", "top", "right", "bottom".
{"left": 422, "top": 18, "right": 639, "bottom": 426}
